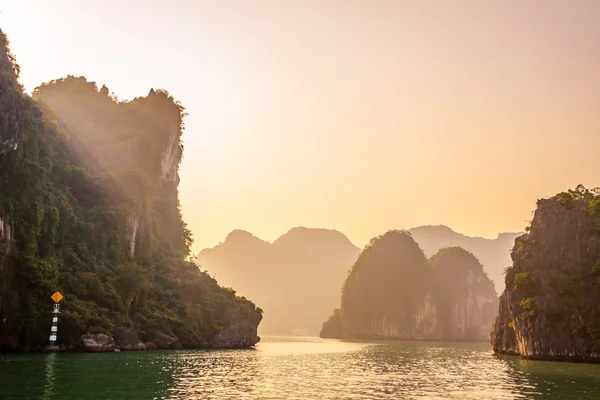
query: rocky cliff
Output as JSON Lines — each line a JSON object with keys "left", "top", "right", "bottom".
{"left": 0, "top": 29, "right": 261, "bottom": 351}
{"left": 321, "top": 231, "right": 497, "bottom": 340}
{"left": 430, "top": 247, "right": 497, "bottom": 340}
{"left": 337, "top": 230, "right": 438, "bottom": 339}
{"left": 492, "top": 186, "right": 600, "bottom": 361}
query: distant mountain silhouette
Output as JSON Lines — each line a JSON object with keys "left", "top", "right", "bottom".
{"left": 195, "top": 225, "right": 522, "bottom": 334}
{"left": 195, "top": 227, "right": 360, "bottom": 335}
{"left": 407, "top": 226, "right": 522, "bottom": 293}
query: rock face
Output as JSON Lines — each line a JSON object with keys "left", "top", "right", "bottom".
{"left": 323, "top": 231, "right": 439, "bottom": 339}
{"left": 210, "top": 300, "right": 262, "bottom": 348}
{"left": 78, "top": 323, "right": 263, "bottom": 351}
{"left": 0, "top": 32, "right": 22, "bottom": 351}
{"left": 431, "top": 247, "right": 498, "bottom": 341}
{"left": 160, "top": 130, "right": 182, "bottom": 185}
{"left": 320, "top": 231, "right": 498, "bottom": 341}
{"left": 0, "top": 214, "right": 10, "bottom": 246}
{"left": 144, "top": 341, "right": 158, "bottom": 350}
{"left": 210, "top": 324, "right": 261, "bottom": 348}
{"left": 492, "top": 186, "right": 600, "bottom": 361}
{"left": 0, "top": 31, "right": 22, "bottom": 157}
{"left": 0, "top": 212, "right": 11, "bottom": 260}
{"left": 126, "top": 213, "right": 140, "bottom": 257}
{"left": 342, "top": 231, "right": 439, "bottom": 339}
{"left": 80, "top": 334, "right": 116, "bottom": 352}
{"left": 491, "top": 292, "right": 519, "bottom": 355}
{"left": 149, "top": 331, "right": 181, "bottom": 350}
{"left": 112, "top": 327, "right": 146, "bottom": 351}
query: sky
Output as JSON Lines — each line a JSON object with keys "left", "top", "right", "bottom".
{"left": 1, "top": 0, "right": 599, "bottom": 253}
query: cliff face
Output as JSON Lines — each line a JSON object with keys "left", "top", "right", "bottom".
{"left": 0, "top": 30, "right": 261, "bottom": 351}
{"left": 492, "top": 186, "right": 600, "bottom": 361}
{"left": 0, "top": 31, "right": 27, "bottom": 350}
{"left": 491, "top": 292, "right": 519, "bottom": 355}
{"left": 321, "top": 231, "right": 497, "bottom": 341}
{"left": 338, "top": 230, "right": 438, "bottom": 340}
{"left": 431, "top": 247, "right": 498, "bottom": 341}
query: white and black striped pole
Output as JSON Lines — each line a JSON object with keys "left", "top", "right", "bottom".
{"left": 49, "top": 292, "right": 63, "bottom": 347}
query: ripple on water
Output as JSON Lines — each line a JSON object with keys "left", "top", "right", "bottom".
{"left": 1, "top": 336, "right": 600, "bottom": 399}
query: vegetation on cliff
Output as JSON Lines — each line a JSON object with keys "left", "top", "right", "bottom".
{"left": 492, "top": 185, "right": 600, "bottom": 361}
{"left": 321, "top": 231, "right": 497, "bottom": 340}
{"left": 0, "top": 30, "right": 260, "bottom": 351}
{"left": 339, "top": 230, "right": 434, "bottom": 338}
{"left": 320, "top": 308, "right": 343, "bottom": 338}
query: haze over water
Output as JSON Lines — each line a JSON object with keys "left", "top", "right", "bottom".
{"left": 1, "top": 336, "right": 599, "bottom": 399}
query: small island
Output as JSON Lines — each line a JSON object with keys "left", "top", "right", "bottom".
{"left": 320, "top": 230, "right": 497, "bottom": 341}
{"left": 492, "top": 185, "right": 600, "bottom": 362}
{"left": 0, "top": 30, "right": 261, "bottom": 352}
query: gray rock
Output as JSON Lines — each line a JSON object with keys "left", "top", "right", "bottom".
{"left": 210, "top": 323, "right": 261, "bottom": 349}
{"left": 112, "top": 327, "right": 146, "bottom": 351}
{"left": 492, "top": 189, "right": 600, "bottom": 362}
{"left": 80, "top": 334, "right": 116, "bottom": 352}
{"left": 209, "top": 301, "right": 262, "bottom": 348}
{"left": 150, "top": 331, "right": 179, "bottom": 349}
{"left": 144, "top": 341, "right": 158, "bottom": 350}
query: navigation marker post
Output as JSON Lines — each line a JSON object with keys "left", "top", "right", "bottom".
{"left": 49, "top": 291, "right": 63, "bottom": 349}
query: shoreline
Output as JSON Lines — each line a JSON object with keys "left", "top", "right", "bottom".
{"left": 495, "top": 350, "right": 600, "bottom": 364}
{"left": 1, "top": 344, "right": 259, "bottom": 355}
{"left": 320, "top": 335, "right": 492, "bottom": 343}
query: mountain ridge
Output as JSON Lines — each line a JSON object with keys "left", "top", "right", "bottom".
{"left": 195, "top": 225, "right": 522, "bottom": 334}
{"left": 198, "top": 226, "right": 359, "bottom": 253}
{"left": 199, "top": 225, "right": 521, "bottom": 253}
{"left": 195, "top": 227, "right": 360, "bottom": 334}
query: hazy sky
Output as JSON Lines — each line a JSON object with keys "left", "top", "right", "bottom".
{"left": 2, "top": 0, "right": 599, "bottom": 253}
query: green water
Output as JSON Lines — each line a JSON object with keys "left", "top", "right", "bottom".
{"left": 1, "top": 336, "right": 599, "bottom": 399}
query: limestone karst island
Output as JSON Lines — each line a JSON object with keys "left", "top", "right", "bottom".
{"left": 0, "top": 31, "right": 261, "bottom": 352}
{"left": 1, "top": 1, "right": 600, "bottom": 399}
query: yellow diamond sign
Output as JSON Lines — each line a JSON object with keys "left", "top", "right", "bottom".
{"left": 51, "top": 292, "right": 63, "bottom": 303}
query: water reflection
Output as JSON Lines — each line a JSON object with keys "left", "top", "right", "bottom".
{"left": 1, "top": 337, "right": 600, "bottom": 399}
{"left": 0, "top": 351, "right": 176, "bottom": 399}
{"left": 44, "top": 353, "right": 57, "bottom": 398}
{"left": 167, "top": 349, "right": 261, "bottom": 399}
{"left": 498, "top": 355, "right": 600, "bottom": 399}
